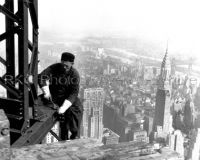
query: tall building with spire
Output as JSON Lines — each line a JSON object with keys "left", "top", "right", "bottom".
{"left": 158, "top": 45, "right": 171, "bottom": 90}
{"left": 153, "top": 46, "right": 172, "bottom": 139}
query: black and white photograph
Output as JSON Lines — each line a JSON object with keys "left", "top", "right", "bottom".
{"left": 0, "top": 0, "right": 200, "bottom": 159}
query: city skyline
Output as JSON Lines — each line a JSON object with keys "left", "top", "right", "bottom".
{"left": 1, "top": 0, "right": 200, "bottom": 159}
{"left": 0, "top": 0, "right": 200, "bottom": 61}
{"left": 39, "top": 0, "right": 200, "bottom": 60}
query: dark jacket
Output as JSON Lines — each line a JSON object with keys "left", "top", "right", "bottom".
{"left": 38, "top": 63, "right": 82, "bottom": 109}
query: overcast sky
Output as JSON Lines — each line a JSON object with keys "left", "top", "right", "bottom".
{"left": 0, "top": 0, "right": 200, "bottom": 60}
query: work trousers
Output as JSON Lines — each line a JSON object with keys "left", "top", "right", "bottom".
{"left": 60, "top": 106, "right": 83, "bottom": 140}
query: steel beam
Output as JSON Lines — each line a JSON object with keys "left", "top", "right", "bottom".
{"left": 0, "top": 26, "right": 19, "bottom": 42}
{"left": 28, "top": 40, "right": 33, "bottom": 50}
{"left": 5, "top": 0, "right": 15, "bottom": 99}
{"left": 0, "top": 77, "right": 22, "bottom": 98}
{"left": 28, "top": 0, "right": 39, "bottom": 29}
{"left": 0, "top": 30, "right": 14, "bottom": 42}
{"left": 30, "top": 0, "right": 38, "bottom": 119}
{"left": 0, "top": 97, "right": 23, "bottom": 115}
{"left": 31, "top": 0, "right": 38, "bottom": 87}
{"left": 12, "top": 107, "right": 58, "bottom": 147}
{"left": 17, "top": 0, "right": 29, "bottom": 130}
{"left": 0, "top": 0, "right": 60, "bottom": 147}
{"left": 0, "top": 97, "right": 22, "bottom": 107}
{"left": 29, "top": 43, "right": 38, "bottom": 75}
{"left": 0, "top": 56, "right": 6, "bottom": 66}
{"left": 0, "top": 5, "right": 20, "bottom": 23}
{"left": 28, "top": 39, "right": 40, "bottom": 75}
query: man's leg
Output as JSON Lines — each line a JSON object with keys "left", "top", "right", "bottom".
{"left": 60, "top": 121, "right": 69, "bottom": 140}
{"left": 69, "top": 108, "right": 83, "bottom": 140}
{"left": 60, "top": 108, "right": 73, "bottom": 140}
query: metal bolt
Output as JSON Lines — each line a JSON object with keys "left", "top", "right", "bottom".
{"left": 28, "top": 75, "right": 33, "bottom": 84}
{"left": 1, "top": 128, "right": 9, "bottom": 136}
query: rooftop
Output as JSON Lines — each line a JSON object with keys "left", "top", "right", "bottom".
{"left": 0, "top": 138, "right": 182, "bottom": 160}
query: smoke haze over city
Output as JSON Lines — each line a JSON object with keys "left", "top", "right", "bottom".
{"left": 37, "top": 0, "right": 200, "bottom": 60}
{"left": 0, "top": 0, "right": 200, "bottom": 61}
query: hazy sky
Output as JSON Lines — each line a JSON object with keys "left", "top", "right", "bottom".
{"left": 0, "top": 0, "right": 200, "bottom": 60}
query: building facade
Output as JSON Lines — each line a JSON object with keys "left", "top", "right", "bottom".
{"left": 81, "top": 88, "right": 104, "bottom": 140}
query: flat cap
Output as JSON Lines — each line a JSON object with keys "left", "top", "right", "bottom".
{"left": 61, "top": 52, "right": 75, "bottom": 62}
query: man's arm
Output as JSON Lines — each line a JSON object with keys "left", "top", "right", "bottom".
{"left": 38, "top": 66, "right": 52, "bottom": 87}
{"left": 38, "top": 65, "right": 53, "bottom": 99}
{"left": 58, "top": 69, "right": 80, "bottom": 114}
{"left": 67, "top": 69, "right": 80, "bottom": 104}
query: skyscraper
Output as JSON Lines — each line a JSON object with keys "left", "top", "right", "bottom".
{"left": 81, "top": 88, "right": 104, "bottom": 140}
{"left": 169, "top": 130, "right": 184, "bottom": 157}
{"left": 153, "top": 47, "right": 172, "bottom": 139}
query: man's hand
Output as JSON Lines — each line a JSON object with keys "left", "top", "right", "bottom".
{"left": 58, "top": 100, "right": 72, "bottom": 114}
{"left": 41, "top": 85, "right": 51, "bottom": 99}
